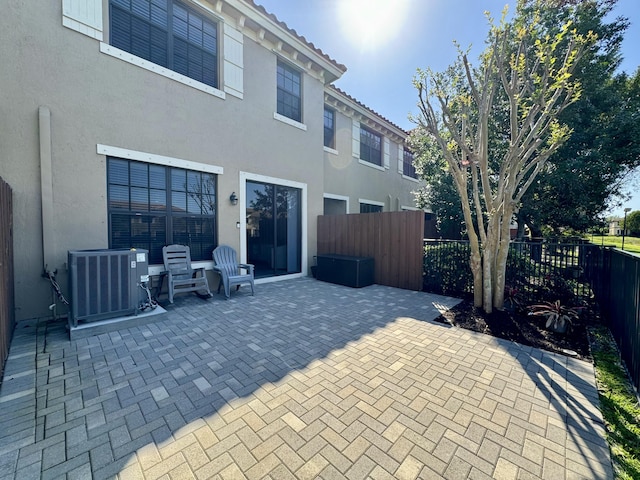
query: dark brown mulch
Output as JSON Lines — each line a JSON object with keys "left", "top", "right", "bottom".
{"left": 434, "top": 300, "right": 601, "bottom": 361}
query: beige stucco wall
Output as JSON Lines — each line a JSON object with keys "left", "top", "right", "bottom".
{"left": 323, "top": 109, "right": 422, "bottom": 213}
{"left": 0, "top": 2, "right": 325, "bottom": 321}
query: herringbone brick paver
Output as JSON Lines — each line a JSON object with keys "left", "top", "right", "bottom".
{"left": 0, "top": 278, "right": 613, "bottom": 478}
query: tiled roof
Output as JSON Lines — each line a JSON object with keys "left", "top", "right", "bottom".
{"left": 327, "top": 84, "right": 408, "bottom": 136}
{"left": 243, "top": 0, "right": 347, "bottom": 73}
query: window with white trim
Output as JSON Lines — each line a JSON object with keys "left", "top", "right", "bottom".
{"left": 324, "top": 107, "right": 335, "bottom": 148}
{"left": 360, "top": 202, "right": 383, "bottom": 213}
{"left": 107, "top": 157, "right": 217, "bottom": 264}
{"left": 360, "top": 126, "right": 382, "bottom": 167}
{"left": 277, "top": 60, "right": 302, "bottom": 122}
{"left": 109, "top": 0, "right": 219, "bottom": 88}
{"left": 403, "top": 149, "right": 417, "bottom": 178}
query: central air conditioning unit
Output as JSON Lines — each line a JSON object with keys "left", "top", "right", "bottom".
{"left": 68, "top": 248, "right": 150, "bottom": 328}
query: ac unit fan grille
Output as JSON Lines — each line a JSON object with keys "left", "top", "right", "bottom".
{"left": 69, "top": 249, "right": 148, "bottom": 326}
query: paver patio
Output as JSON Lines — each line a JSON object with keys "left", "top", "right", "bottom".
{"left": 0, "top": 278, "right": 612, "bottom": 479}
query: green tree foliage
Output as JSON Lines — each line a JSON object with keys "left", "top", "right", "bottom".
{"left": 413, "top": 0, "right": 639, "bottom": 239}
{"left": 518, "top": 0, "right": 640, "bottom": 237}
{"left": 412, "top": 137, "right": 466, "bottom": 239}
{"left": 626, "top": 210, "right": 640, "bottom": 236}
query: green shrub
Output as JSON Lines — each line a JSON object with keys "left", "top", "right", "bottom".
{"left": 505, "top": 249, "right": 538, "bottom": 286}
{"left": 424, "top": 241, "right": 581, "bottom": 305}
{"left": 423, "top": 242, "right": 472, "bottom": 296}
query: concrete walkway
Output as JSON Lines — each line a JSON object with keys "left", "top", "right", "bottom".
{"left": 0, "top": 278, "right": 612, "bottom": 479}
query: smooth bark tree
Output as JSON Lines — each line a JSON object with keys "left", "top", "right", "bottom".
{"left": 412, "top": 1, "right": 638, "bottom": 242}
{"left": 411, "top": 6, "right": 593, "bottom": 312}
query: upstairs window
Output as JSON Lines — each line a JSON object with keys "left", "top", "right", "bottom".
{"left": 277, "top": 61, "right": 302, "bottom": 122}
{"left": 324, "top": 107, "right": 335, "bottom": 148}
{"left": 110, "top": 0, "right": 218, "bottom": 88}
{"left": 403, "top": 149, "right": 417, "bottom": 178}
{"left": 360, "top": 126, "right": 382, "bottom": 166}
{"left": 107, "top": 158, "right": 217, "bottom": 264}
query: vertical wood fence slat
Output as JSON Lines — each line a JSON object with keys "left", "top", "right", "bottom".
{"left": 0, "top": 176, "right": 14, "bottom": 381}
{"left": 317, "top": 211, "right": 424, "bottom": 290}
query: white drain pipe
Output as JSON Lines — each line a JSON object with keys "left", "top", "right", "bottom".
{"left": 39, "top": 106, "right": 56, "bottom": 271}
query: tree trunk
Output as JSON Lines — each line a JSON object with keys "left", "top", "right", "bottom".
{"left": 479, "top": 213, "right": 504, "bottom": 314}
{"left": 453, "top": 173, "right": 483, "bottom": 309}
{"left": 466, "top": 207, "right": 483, "bottom": 309}
{"left": 482, "top": 245, "right": 493, "bottom": 314}
{"left": 470, "top": 241, "right": 483, "bottom": 308}
{"left": 493, "top": 210, "right": 513, "bottom": 310}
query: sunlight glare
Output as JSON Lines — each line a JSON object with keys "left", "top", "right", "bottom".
{"left": 337, "top": 0, "right": 411, "bottom": 51}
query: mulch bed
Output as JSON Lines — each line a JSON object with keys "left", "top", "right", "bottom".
{"left": 434, "top": 300, "right": 601, "bottom": 361}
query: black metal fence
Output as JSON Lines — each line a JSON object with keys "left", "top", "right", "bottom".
{"left": 423, "top": 240, "right": 599, "bottom": 303}
{"left": 424, "top": 239, "right": 640, "bottom": 391}
{"left": 593, "top": 249, "right": 640, "bottom": 392}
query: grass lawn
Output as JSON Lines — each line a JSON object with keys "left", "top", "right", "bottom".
{"left": 590, "top": 326, "right": 640, "bottom": 480}
{"left": 587, "top": 235, "right": 640, "bottom": 254}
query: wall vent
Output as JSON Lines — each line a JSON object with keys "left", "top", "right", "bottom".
{"left": 68, "top": 249, "right": 149, "bottom": 327}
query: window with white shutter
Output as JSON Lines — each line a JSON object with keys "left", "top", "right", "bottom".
{"left": 352, "top": 120, "right": 360, "bottom": 159}
{"left": 223, "top": 25, "right": 244, "bottom": 98}
{"left": 383, "top": 137, "right": 390, "bottom": 169}
{"left": 62, "top": 0, "right": 103, "bottom": 40}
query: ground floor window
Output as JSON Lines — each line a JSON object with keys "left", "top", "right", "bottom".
{"left": 246, "top": 180, "right": 301, "bottom": 278}
{"left": 323, "top": 197, "right": 347, "bottom": 215}
{"left": 360, "top": 202, "right": 383, "bottom": 213}
{"left": 107, "top": 157, "right": 217, "bottom": 264}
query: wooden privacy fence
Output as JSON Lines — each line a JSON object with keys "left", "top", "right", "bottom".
{"left": 0, "top": 176, "right": 14, "bottom": 380}
{"left": 317, "top": 210, "right": 424, "bottom": 290}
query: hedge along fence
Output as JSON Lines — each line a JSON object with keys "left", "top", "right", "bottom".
{"left": 423, "top": 240, "right": 600, "bottom": 305}
{"left": 0, "top": 176, "right": 14, "bottom": 380}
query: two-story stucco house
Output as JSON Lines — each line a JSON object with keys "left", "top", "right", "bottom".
{"left": 0, "top": 0, "right": 424, "bottom": 322}
{"left": 322, "top": 86, "right": 421, "bottom": 216}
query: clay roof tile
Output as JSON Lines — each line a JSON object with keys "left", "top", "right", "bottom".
{"left": 242, "top": 0, "right": 347, "bottom": 73}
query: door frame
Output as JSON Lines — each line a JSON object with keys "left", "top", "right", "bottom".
{"left": 239, "top": 171, "right": 307, "bottom": 283}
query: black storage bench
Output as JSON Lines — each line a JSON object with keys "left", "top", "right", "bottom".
{"left": 316, "top": 254, "right": 374, "bottom": 288}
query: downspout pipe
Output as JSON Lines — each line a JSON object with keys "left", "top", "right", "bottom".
{"left": 39, "top": 106, "right": 56, "bottom": 273}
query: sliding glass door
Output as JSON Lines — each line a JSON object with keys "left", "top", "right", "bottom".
{"left": 246, "top": 181, "right": 301, "bottom": 278}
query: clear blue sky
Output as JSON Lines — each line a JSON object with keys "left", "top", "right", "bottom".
{"left": 257, "top": 0, "right": 640, "bottom": 218}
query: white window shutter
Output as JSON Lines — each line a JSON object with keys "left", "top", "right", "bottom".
{"left": 352, "top": 120, "right": 360, "bottom": 159}
{"left": 383, "top": 137, "right": 390, "bottom": 169}
{"left": 397, "top": 145, "right": 403, "bottom": 173}
{"left": 223, "top": 25, "right": 244, "bottom": 99}
{"left": 62, "top": 0, "right": 103, "bottom": 40}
